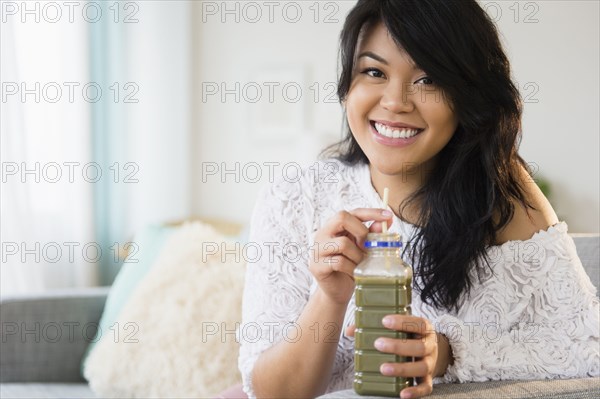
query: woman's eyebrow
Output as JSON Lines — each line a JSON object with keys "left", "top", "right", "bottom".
{"left": 358, "top": 51, "right": 389, "bottom": 65}
{"left": 357, "top": 51, "right": 421, "bottom": 70}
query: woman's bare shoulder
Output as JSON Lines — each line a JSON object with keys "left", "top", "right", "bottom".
{"left": 494, "top": 165, "right": 559, "bottom": 245}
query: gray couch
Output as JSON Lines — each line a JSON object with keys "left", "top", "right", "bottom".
{"left": 1, "top": 236, "right": 599, "bottom": 399}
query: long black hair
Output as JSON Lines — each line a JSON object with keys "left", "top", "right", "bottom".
{"left": 321, "top": 0, "right": 535, "bottom": 311}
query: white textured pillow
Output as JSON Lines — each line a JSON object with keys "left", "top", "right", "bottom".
{"left": 84, "top": 222, "right": 246, "bottom": 398}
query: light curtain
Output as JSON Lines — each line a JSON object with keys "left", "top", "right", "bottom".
{"left": 1, "top": 13, "right": 98, "bottom": 295}
{"left": 1, "top": 1, "right": 192, "bottom": 294}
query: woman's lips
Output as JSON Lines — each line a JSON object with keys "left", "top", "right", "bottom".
{"left": 370, "top": 121, "right": 424, "bottom": 147}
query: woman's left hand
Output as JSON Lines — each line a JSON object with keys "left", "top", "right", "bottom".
{"left": 346, "top": 315, "right": 453, "bottom": 398}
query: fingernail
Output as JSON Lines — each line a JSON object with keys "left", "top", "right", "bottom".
{"left": 401, "top": 391, "right": 412, "bottom": 399}
{"left": 374, "top": 338, "right": 385, "bottom": 350}
{"left": 380, "top": 364, "right": 394, "bottom": 375}
{"left": 382, "top": 210, "right": 393, "bottom": 217}
{"left": 382, "top": 316, "right": 393, "bottom": 327}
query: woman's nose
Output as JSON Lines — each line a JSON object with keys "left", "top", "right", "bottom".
{"left": 380, "top": 81, "right": 415, "bottom": 113}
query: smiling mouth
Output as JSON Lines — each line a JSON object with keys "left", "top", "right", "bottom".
{"left": 370, "top": 121, "right": 424, "bottom": 139}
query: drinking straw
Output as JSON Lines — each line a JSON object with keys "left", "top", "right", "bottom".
{"left": 381, "top": 187, "right": 391, "bottom": 271}
{"left": 382, "top": 187, "right": 389, "bottom": 233}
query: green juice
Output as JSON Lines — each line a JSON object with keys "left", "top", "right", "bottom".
{"left": 354, "top": 275, "right": 414, "bottom": 396}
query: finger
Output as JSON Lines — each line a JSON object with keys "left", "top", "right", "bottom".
{"left": 382, "top": 315, "right": 434, "bottom": 336}
{"left": 323, "top": 210, "right": 366, "bottom": 236}
{"left": 345, "top": 325, "right": 356, "bottom": 337}
{"left": 345, "top": 208, "right": 393, "bottom": 247}
{"left": 312, "top": 255, "right": 356, "bottom": 280}
{"left": 317, "top": 236, "right": 365, "bottom": 265}
{"left": 374, "top": 337, "right": 435, "bottom": 357}
{"left": 328, "top": 255, "right": 359, "bottom": 277}
{"left": 380, "top": 359, "right": 433, "bottom": 378}
{"left": 368, "top": 220, "right": 394, "bottom": 233}
{"left": 348, "top": 208, "right": 395, "bottom": 223}
{"left": 400, "top": 375, "right": 433, "bottom": 399}
{"left": 324, "top": 209, "right": 393, "bottom": 246}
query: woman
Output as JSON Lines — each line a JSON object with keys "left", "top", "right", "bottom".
{"left": 238, "top": 1, "right": 599, "bottom": 398}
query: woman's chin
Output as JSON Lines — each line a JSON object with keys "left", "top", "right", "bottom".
{"left": 368, "top": 159, "right": 417, "bottom": 176}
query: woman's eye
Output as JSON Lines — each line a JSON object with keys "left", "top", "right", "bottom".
{"left": 361, "top": 68, "right": 385, "bottom": 79}
{"left": 415, "top": 76, "right": 434, "bottom": 85}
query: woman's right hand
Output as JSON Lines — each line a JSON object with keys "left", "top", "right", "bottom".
{"left": 309, "top": 208, "right": 394, "bottom": 305}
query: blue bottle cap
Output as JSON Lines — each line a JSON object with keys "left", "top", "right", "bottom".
{"left": 364, "top": 240, "right": 402, "bottom": 248}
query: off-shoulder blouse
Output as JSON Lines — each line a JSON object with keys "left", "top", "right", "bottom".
{"left": 238, "top": 159, "right": 599, "bottom": 398}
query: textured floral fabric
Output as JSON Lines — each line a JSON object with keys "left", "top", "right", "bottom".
{"left": 237, "top": 159, "right": 600, "bottom": 398}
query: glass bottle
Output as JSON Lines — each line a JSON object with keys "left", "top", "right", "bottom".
{"left": 353, "top": 232, "right": 414, "bottom": 396}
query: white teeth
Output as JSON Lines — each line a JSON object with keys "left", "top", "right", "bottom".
{"left": 374, "top": 122, "right": 420, "bottom": 139}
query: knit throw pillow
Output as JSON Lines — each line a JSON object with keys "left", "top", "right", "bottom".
{"left": 83, "top": 222, "right": 246, "bottom": 398}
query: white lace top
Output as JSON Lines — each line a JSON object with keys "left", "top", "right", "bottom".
{"left": 237, "top": 159, "right": 599, "bottom": 398}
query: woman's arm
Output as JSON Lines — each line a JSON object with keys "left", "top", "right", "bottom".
{"left": 252, "top": 288, "right": 347, "bottom": 398}
{"left": 436, "top": 223, "right": 599, "bottom": 382}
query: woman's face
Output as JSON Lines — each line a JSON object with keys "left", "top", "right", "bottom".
{"left": 345, "top": 22, "right": 459, "bottom": 177}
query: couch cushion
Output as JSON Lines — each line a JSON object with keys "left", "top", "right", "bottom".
{"left": 0, "top": 288, "right": 108, "bottom": 383}
{"left": 571, "top": 234, "right": 600, "bottom": 289}
{"left": 0, "top": 383, "right": 96, "bottom": 398}
{"left": 83, "top": 222, "right": 245, "bottom": 398}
